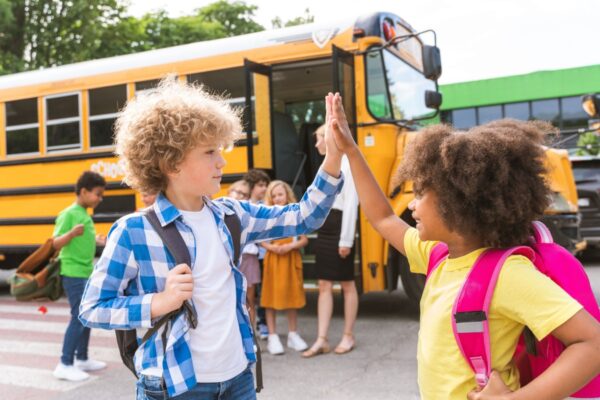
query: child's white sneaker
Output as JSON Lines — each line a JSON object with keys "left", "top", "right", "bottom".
{"left": 74, "top": 358, "right": 107, "bottom": 371}
{"left": 53, "top": 363, "right": 90, "bottom": 381}
{"left": 267, "top": 334, "right": 285, "bottom": 355}
{"left": 287, "top": 331, "right": 308, "bottom": 352}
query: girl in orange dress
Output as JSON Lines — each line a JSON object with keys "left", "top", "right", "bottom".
{"left": 260, "top": 180, "right": 309, "bottom": 355}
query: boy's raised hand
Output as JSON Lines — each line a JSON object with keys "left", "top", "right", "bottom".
{"left": 329, "top": 93, "right": 358, "bottom": 154}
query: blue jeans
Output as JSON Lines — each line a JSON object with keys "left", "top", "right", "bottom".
{"left": 136, "top": 367, "right": 256, "bottom": 400}
{"left": 60, "top": 276, "right": 91, "bottom": 365}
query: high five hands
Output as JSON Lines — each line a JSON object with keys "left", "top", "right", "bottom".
{"left": 324, "top": 92, "right": 358, "bottom": 155}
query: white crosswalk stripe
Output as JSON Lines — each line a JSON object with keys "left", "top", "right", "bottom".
{"left": 0, "top": 364, "right": 99, "bottom": 391}
{"left": 0, "top": 303, "right": 71, "bottom": 316}
{"left": 0, "top": 318, "right": 115, "bottom": 337}
{"left": 0, "top": 296, "right": 121, "bottom": 399}
{"left": 0, "top": 339, "right": 122, "bottom": 362}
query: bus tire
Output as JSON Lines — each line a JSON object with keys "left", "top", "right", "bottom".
{"left": 399, "top": 256, "right": 425, "bottom": 305}
{"left": 396, "top": 209, "right": 425, "bottom": 305}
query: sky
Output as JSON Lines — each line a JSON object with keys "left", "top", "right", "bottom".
{"left": 127, "top": 0, "right": 600, "bottom": 84}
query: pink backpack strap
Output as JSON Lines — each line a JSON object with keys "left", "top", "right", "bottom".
{"left": 452, "top": 246, "right": 535, "bottom": 388}
{"left": 531, "top": 220, "right": 553, "bottom": 244}
{"left": 426, "top": 242, "right": 449, "bottom": 280}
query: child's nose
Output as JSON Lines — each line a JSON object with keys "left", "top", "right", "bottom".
{"left": 408, "top": 199, "right": 416, "bottom": 211}
{"left": 217, "top": 153, "right": 226, "bottom": 168}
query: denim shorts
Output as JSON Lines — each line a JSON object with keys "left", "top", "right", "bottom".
{"left": 136, "top": 367, "right": 256, "bottom": 400}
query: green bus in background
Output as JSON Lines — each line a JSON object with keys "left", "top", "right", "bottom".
{"left": 436, "top": 64, "right": 600, "bottom": 254}
{"left": 438, "top": 64, "right": 600, "bottom": 149}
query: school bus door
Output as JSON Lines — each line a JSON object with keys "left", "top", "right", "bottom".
{"left": 244, "top": 59, "right": 273, "bottom": 173}
{"left": 332, "top": 46, "right": 376, "bottom": 294}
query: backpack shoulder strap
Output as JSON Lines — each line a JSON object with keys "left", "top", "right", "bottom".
{"left": 144, "top": 209, "right": 197, "bottom": 329}
{"left": 531, "top": 220, "right": 553, "bottom": 244}
{"left": 145, "top": 209, "right": 191, "bottom": 266}
{"left": 426, "top": 242, "right": 449, "bottom": 280}
{"left": 224, "top": 213, "right": 242, "bottom": 263}
{"left": 452, "top": 246, "right": 535, "bottom": 388}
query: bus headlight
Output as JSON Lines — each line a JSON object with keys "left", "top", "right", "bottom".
{"left": 546, "top": 192, "right": 577, "bottom": 214}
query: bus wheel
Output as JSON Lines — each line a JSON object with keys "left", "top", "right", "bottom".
{"left": 395, "top": 210, "right": 425, "bottom": 305}
{"left": 388, "top": 243, "right": 425, "bottom": 305}
{"left": 399, "top": 257, "right": 425, "bottom": 305}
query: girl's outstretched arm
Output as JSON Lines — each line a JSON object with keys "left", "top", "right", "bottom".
{"left": 328, "top": 94, "right": 411, "bottom": 255}
{"left": 468, "top": 309, "right": 600, "bottom": 400}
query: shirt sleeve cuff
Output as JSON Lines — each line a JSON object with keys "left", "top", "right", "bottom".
{"left": 532, "top": 302, "right": 583, "bottom": 341}
{"left": 140, "top": 293, "right": 155, "bottom": 328}
{"left": 316, "top": 168, "right": 345, "bottom": 195}
{"left": 338, "top": 239, "right": 354, "bottom": 248}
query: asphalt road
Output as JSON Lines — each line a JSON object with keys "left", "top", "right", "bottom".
{"left": 0, "top": 257, "right": 598, "bottom": 400}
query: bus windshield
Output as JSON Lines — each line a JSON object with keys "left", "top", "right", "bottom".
{"left": 366, "top": 48, "right": 437, "bottom": 121}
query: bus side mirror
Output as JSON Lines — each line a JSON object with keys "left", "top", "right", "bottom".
{"left": 425, "top": 90, "right": 442, "bottom": 110}
{"left": 581, "top": 94, "right": 600, "bottom": 117}
{"left": 422, "top": 45, "right": 442, "bottom": 81}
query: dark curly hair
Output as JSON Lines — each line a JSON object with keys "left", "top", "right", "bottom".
{"left": 396, "top": 119, "right": 556, "bottom": 248}
{"left": 75, "top": 171, "right": 106, "bottom": 195}
{"left": 243, "top": 169, "right": 271, "bottom": 190}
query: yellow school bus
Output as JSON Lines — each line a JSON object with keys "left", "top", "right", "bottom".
{"left": 0, "top": 12, "right": 583, "bottom": 303}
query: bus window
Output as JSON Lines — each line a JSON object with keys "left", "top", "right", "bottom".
{"left": 89, "top": 84, "right": 127, "bottom": 148}
{"left": 5, "top": 98, "right": 39, "bottom": 156}
{"left": 45, "top": 93, "right": 81, "bottom": 152}
{"left": 504, "top": 102, "right": 530, "bottom": 120}
{"left": 135, "top": 79, "right": 161, "bottom": 94}
{"left": 561, "top": 96, "right": 589, "bottom": 130}
{"left": 366, "top": 51, "right": 392, "bottom": 119}
{"left": 451, "top": 108, "right": 476, "bottom": 129}
{"left": 188, "top": 67, "right": 245, "bottom": 99}
{"left": 531, "top": 98, "right": 559, "bottom": 126}
{"left": 478, "top": 105, "right": 502, "bottom": 124}
{"left": 366, "top": 49, "right": 436, "bottom": 121}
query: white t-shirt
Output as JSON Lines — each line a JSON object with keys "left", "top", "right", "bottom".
{"left": 180, "top": 206, "right": 247, "bottom": 383}
{"left": 332, "top": 156, "right": 359, "bottom": 248}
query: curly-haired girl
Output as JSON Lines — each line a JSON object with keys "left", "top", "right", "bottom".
{"left": 327, "top": 93, "right": 600, "bottom": 400}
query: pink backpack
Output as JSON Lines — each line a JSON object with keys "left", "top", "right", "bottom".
{"left": 426, "top": 221, "right": 600, "bottom": 398}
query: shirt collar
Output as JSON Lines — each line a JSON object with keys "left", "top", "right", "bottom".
{"left": 153, "top": 193, "right": 234, "bottom": 226}
{"left": 153, "top": 193, "right": 181, "bottom": 226}
{"left": 203, "top": 196, "right": 236, "bottom": 219}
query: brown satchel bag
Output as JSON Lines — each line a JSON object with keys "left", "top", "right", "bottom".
{"left": 9, "top": 239, "right": 63, "bottom": 301}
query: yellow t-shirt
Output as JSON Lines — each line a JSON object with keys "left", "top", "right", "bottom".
{"left": 404, "top": 228, "right": 582, "bottom": 400}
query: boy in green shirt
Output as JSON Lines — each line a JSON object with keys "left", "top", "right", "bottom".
{"left": 53, "top": 171, "right": 107, "bottom": 382}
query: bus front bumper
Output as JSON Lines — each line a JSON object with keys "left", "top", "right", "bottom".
{"left": 540, "top": 213, "right": 586, "bottom": 254}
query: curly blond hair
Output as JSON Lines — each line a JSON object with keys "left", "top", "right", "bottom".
{"left": 264, "top": 180, "right": 297, "bottom": 205}
{"left": 114, "top": 76, "right": 243, "bottom": 193}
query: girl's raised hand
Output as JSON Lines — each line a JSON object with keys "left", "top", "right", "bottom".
{"left": 329, "top": 93, "right": 358, "bottom": 154}
{"left": 324, "top": 93, "right": 343, "bottom": 159}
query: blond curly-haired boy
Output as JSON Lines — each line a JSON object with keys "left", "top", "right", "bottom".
{"left": 80, "top": 78, "right": 345, "bottom": 399}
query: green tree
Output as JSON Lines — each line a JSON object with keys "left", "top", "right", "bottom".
{"left": 576, "top": 131, "right": 600, "bottom": 156}
{"left": 1, "top": 0, "right": 307, "bottom": 75}
{"left": 141, "top": 10, "right": 225, "bottom": 49}
{"left": 0, "top": 0, "right": 126, "bottom": 74}
{"left": 197, "top": 0, "right": 264, "bottom": 36}
{"left": 272, "top": 8, "right": 314, "bottom": 29}
{"left": 0, "top": 0, "right": 26, "bottom": 74}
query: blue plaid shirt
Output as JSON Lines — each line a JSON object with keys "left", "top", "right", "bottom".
{"left": 79, "top": 168, "right": 343, "bottom": 396}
